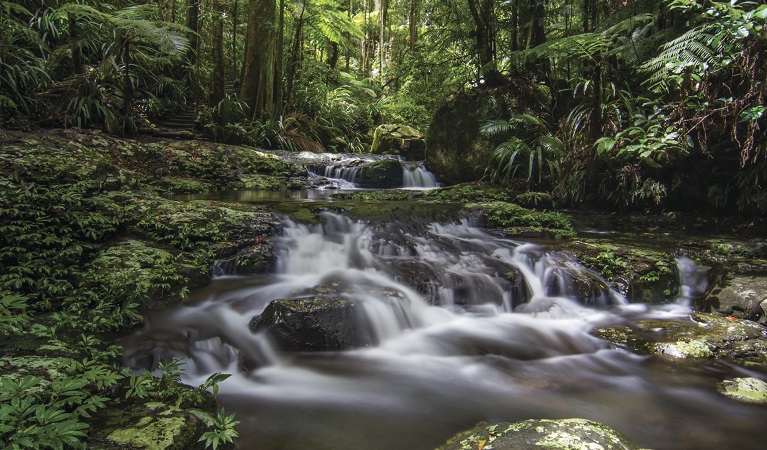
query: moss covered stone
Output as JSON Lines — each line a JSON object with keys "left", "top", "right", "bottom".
{"left": 718, "top": 377, "right": 767, "bottom": 403}
{"left": 92, "top": 401, "right": 209, "bottom": 450}
{"left": 437, "top": 418, "right": 641, "bottom": 450}
{"left": 467, "top": 201, "right": 576, "bottom": 239}
{"left": 595, "top": 312, "right": 767, "bottom": 363}
{"left": 423, "top": 182, "right": 512, "bottom": 203}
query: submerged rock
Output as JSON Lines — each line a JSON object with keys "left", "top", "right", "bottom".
{"left": 250, "top": 296, "right": 375, "bottom": 351}
{"left": 718, "top": 377, "right": 767, "bottom": 404}
{"left": 594, "top": 312, "right": 767, "bottom": 363}
{"left": 370, "top": 124, "right": 426, "bottom": 161}
{"left": 437, "top": 418, "right": 641, "bottom": 450}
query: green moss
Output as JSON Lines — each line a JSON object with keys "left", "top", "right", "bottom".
{"left": 467, "top": 201, "right": 575, "bottom": 238}
{"left": 718, "top": 377, "right": 767, "bottom": 403}
{"left": 241, "top": 174, "right": 284, "bottom": 190}
{"left": 103, "top": 402, "right": 203, "bottom": 450}
{"left": 234, "top": 147, "right": 296, "bottom": 177}
{"left": 423, "top": 182, "right": 512, "bottom": 203}
{"left": 653, "top": 339, "right": 715, "bottom": 359}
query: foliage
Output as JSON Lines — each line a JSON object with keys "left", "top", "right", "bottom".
{"left": 0, "top": 358, "right": 122, "bottom": 449}
{"left": 480, "top": 116, "right": 565, "bottom": 190}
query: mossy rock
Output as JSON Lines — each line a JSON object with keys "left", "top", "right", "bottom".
{"left": 718, "top": 377, "right": 767, "bottom": 404}
{"left": 437, "top": 418, "right": 641, "bottom": 450}
{"left": 555, "top": 239, "right": 679, "bottom": 303}
{"left": 370, "top": 124, "right": 426, "bottom": 160}
{"left": 425, "top": 81, "right": 551, "bottom": 185}
{"left": 467, "top": 201, "right": 575, "bottom": 239}
{"left": 594, "top": 312, "right": 767, "bottom": 363}
{"left": 697, "top": 273, "right": 767, "bottom": 323}
{"left": 88, "top": 401, "right": 212, "bottom": 450}
{"left": 240, "top": 174, "right": 284, "bottom": 190}
{"left": 423, "top": 182, "right": 512, "bottom": 203}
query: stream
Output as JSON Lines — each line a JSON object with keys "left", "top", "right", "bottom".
{"left": 123, "top": 163, "right": 767, "bottom": 450}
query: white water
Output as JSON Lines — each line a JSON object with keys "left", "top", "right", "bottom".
{"left": 302, "top": 152, "right": 440, "bottom": 189}
{"left": 123, "top": 213, "right": 767, "bottom": 450}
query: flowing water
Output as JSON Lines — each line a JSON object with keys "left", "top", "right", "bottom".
{"left": 123, "top": 211, "right": 767, "bottom": 450}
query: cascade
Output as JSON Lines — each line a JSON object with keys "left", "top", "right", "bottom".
{"left": 123, "top": 212, "right": 767, "bottom": 450}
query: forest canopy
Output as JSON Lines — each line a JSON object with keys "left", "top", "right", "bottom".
{"left": 1, "top": 0, "right": 766, "bottom": 213}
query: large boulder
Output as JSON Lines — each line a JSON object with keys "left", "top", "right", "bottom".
{"left": 370, "top": 124, "right": 426, "bottom": 161}
{"left": 425, "top": 82, "right": 551, "bottom": 185}
{"left": 696, "top": 273, "right": 767, "bottom": 323}
{"left": 249, "top": 296, "right": 375, "bottom": 351}
{"left": 357, "top": 158, "right": 404, "bottom": 188}
{"left": 437, "top": 418, "right": 641, "bottom": 450}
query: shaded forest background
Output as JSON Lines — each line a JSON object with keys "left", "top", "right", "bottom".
{"left": 2, "top": 0, "right": 766, "bottom": 213}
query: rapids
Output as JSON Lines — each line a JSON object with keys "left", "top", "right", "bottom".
{"left": 123, "top": 212, "right": 767, "bottom": 450}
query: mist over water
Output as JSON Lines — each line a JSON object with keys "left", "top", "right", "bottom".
{"left": 123, "top": 213, "right": 767, "bottom": 450}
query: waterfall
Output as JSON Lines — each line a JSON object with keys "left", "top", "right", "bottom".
{"left": 402, "top": 161, "right": 439, "bottom": 188}
{"left": 121, "top": 212, "right": 764, "bottom": 450}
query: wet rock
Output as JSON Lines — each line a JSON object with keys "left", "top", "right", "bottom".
{"left": 718, "top": 377, "right": 767, "bottom": 404}
{"left": 697, "top": 273, "right": 767, "bottom": 323}
{"left": 437, "top": 418, "right": 641, "bottom": 450}
{"left": 370, "top": 124, "right": 426, "bottom": 160}
{"left": 594, "top": 312, "right": 767, "bottom": 363}
{"left": 555, "top": 240, "right": 679, "bottom": 303}
{"left": 250, "top": 296, "right": 375, "bottom": 351}
{"left": 356, "top": 158, "right": 403, "bottom": 188}
{"left": 89, "top": 401, "right": 212, "bottom": 450}
{"left": 213, "top": 242, "right": 277, "bottom": 276}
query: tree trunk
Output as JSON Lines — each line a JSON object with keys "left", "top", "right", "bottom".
{"left": 285, "top": 2, "right": 304, "bottom": 107}
{"left": 379, "top": 0, "right": 388, "bottom": 76}
{"left": 232, "top": 0, "right": 239, "bottom": 80}
{"left": 467, "top": 0, "right": 502, "bottom": 85}
{"left": 274, "top": 0, "right": 285, "bottom": 111}
{"left": 528, "top": 0, "right": 546, "bottom": 48}
{"left": 409, "top": 0, "right": 418, "bottom": 51}
{"left": 186, "top": 0, "right": 200, "bottom": 64}
{"left": 211, "top": 0, "right": 225, "bottom": 106}
{"left": 241, "top": 0, "right": 277, "bottom": 118}
{"left": 68, "top": 13, "right": 82, "bottom": 74}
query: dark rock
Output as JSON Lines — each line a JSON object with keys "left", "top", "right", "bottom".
{"left": 697, "top": 273, "right": 767, "bottom": 323}
{"left": 250, "top": 296, "right": 375, "bottom": 351}
{"left": 437, "top": 418, "right": 641, "bottom": 450}
{"left": 356, "top": 158, "right": 404, "bottom": 188}
{"left": 370, "top": 124, "right": 426, "bottom": 161}
{"left": 426, "top": 82, "right": 551, "bottom": 185}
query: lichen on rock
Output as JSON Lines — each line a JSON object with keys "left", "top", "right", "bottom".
{"left": 437, "top": 418, "right": 642, "bottom": 450}
{"left": 718, "top": 377, "right": 767, "bottom": 404}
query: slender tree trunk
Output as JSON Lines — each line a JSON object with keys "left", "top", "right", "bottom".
{"left": 361, "top": 0, "right": 369, "bottom": 77}
{"left": 68, "top": 13, "right": 82, "bottom": 74}
{"left": 122, "top": 37, "right": 132, "bottom": 116}
{"left": 186, "top": 0, "right": 200, "bottom": 64}
{"left": 285, "top": 3, "right": 305, "bottom": 107}
{"left": 232, "top": 0, "right": 239, "bottom": 81}
{"left": 379, "top": 0, "right": 388, "bottom": 76}
{"left": 211, "top": 0, "right": 225, "bottom": 106}
{"left": 409, "top": 0, "right": 418, "bottom": 51}
{"left": 241, "top": 0, "right": 277, "bottom": 118}
{"left": 275, "top": 0, "right": 285, "bottom": 106}
{"left": 528, "top": 0, "right": 546, "bottom": 48}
